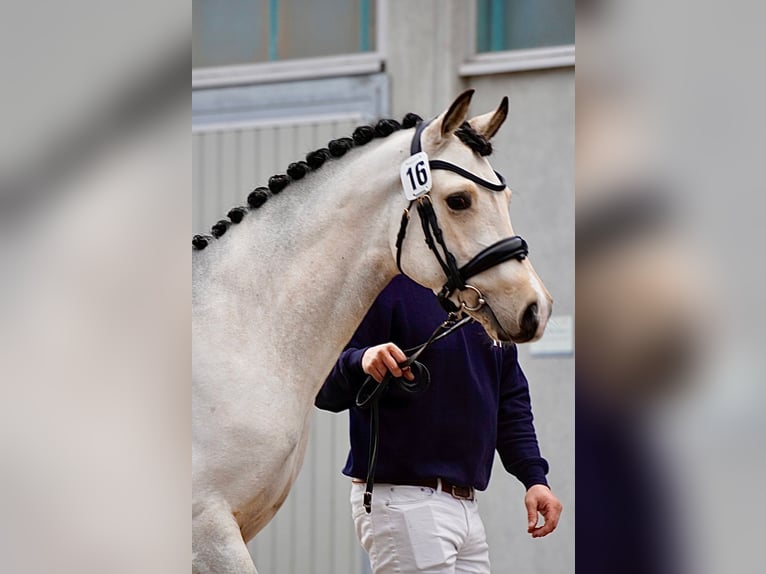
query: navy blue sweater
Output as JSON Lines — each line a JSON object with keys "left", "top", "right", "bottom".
{"left": 315, "top": 276, "right": 549, "bottom": 491}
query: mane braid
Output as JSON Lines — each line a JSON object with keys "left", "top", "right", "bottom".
{"left": 227, "top": 206, "right": 248, "bottom": 223}
{"left": 192, "top": 113, "right": 418, "bottom": 250}
{"left": 247, "top": 187, "right": 269, "bottom": 209}
{"left": 268, "top": 174, "right": 290, "bottom": 194}
{"left": 306, "top": 148, "right": 331, "bottom": 169}
{"left": 211, "top": 219, "right": 231, "bottom": 238}
{"left": 286, "top": 161, "right": 310, "bottom": 180}
{"left": 328, "top": 137, "right": 354, "bottom": 158}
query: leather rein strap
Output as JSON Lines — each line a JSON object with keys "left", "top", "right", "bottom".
{"left": 355, "top": 119, "right": 532, "bottom": 514}
{"left": 355, "top": 313, "right": 472, "bottom": 513}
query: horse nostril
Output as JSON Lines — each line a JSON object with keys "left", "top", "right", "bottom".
{"left": 521, "top": 302, "right": 539, "bottom": 338}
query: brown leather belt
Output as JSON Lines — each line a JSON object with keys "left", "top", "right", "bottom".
{"left": 353, "top": 477, "right": 475, "bottom": 501}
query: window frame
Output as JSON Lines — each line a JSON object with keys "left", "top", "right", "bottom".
{"left": 192, "top": 73, "right": 389, "bottom": 131}
{"left": 192, "top": 0, "right": 387, "bottom": 89}
{"left": 460, "top": 0, "right": 574, "bottom": 77}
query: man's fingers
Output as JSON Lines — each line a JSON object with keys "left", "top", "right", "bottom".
{"left": 380, "top": 351, "right": 403, "bottom": 378}
{"left": 531, "top": 516, "right": 557, "bottom": 538}
{"left": 363, "top": 343, "right": 414, "bottom": 381}
{"left": 542, "top": 500, "right": 562, "bottom": 527}
{"left": 525, "top": 499, "right": 539, "bottom": 530}
{"left": 527, "top": 515, "right": 539, "bottom": 532}
{"left": 370, "top": 365, "right": 385, "bottom": 383}
{"left": 530, "top": 504, "right": 561, "bottom": 538}
{"left": 388, "top": 344, "right": 408, "bottom": 364}
{"left": 386, "top": 345, "right": 415, "bottom": 380}
{"left": 531, "top": 523, "right": 553, "bottom": 538}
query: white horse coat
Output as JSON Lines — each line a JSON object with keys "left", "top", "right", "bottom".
{"left": 192, "top": 91, "right": 551, "bottom": 573}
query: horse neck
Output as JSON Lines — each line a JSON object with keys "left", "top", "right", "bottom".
{"left": 194, "top": 131, "right": 411, "bottom": 398}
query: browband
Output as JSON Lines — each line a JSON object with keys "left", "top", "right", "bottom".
{"left": 411, "top": 120, "right": 507, "bottom": 192}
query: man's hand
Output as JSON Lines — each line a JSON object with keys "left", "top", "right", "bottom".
{"left": 525, "top": 484, "right": 563, "bottom": 538}
{"left": 361, "top": 343, "right": 414, "bottom": 383}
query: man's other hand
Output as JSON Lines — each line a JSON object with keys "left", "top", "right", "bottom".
{"left": 525, "top": 484, "right": 563, "bottom": 538}
{"left": 361, "top": 343, "right": 414, "bottom": 383}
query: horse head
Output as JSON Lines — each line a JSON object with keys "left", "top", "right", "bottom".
{"left": 395, "top": 90, "right": 552, "bottom": 343}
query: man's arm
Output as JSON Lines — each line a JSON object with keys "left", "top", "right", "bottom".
{"left": 496, "top": 346, "right": 563, "bottom": 538}
{"left": 314, "top": 346, "right": 371, "bottom": 412}
{"left": 315, "top": 287, "right": 412, "bottom": 412}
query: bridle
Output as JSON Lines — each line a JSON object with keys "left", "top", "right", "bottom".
{"left": 395, "top": 119, "right": 530, "bottom": 314}
{"left": 355, "top": 119, "right": 534, "bottom": 513}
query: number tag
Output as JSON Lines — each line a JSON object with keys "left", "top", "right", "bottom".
{"left": 400, "top": 152, "right": 432, "bottom": 200}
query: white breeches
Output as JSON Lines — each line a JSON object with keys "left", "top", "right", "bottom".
{"left": 350, "top": 481, "right": 491, "bottom": 574}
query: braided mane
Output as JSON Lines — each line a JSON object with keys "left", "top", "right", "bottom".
{"left": 192, "top": 112, "right": 491, "bottom": 250}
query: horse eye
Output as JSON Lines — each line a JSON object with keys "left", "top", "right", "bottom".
{"left": 446, "top": 193, "right": 472, "bottom": 211}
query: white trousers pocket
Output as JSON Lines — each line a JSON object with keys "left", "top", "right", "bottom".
{"left": 398, "top": 502, "right": 447, "bottom": 570}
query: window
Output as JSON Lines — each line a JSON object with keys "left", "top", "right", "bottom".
{"left": 193, "top": 0, "right": 376, "bottom": 69}
{"left": 477, "top": 0, "right": 575, "bottom": 53}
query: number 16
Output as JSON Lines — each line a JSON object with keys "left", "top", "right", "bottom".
{"left": 406, "top": 160, "right": 428, "bottom": 188}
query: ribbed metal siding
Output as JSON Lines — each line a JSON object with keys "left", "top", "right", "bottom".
{"left": 194, "top": 118, "right": 361, "bottom": 233}
{"left": 192, "top": 118, "right": 365, "bottom": 574}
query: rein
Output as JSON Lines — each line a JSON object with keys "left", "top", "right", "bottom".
{"left": 355, "top": 312, "right": 472, "bottom": 513}
{"left": 355, "top": 119, "right": 532, "bottom": 513}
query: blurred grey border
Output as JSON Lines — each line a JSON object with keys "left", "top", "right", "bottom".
{"left": 0, "top": 2, "right": 190, "bottom": 573}
{"left": 577, "top": 1, "right": 766, "bottom": 573}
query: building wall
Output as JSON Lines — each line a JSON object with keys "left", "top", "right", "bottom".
{"left": 465, "top": 70, "right": 575, "bottom": 574}
{"left": 192, "top": 2, "right": 574, "bottom": 572}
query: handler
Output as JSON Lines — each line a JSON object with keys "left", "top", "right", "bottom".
{"left": 316, "top": 275, "right": 562, "bottom": 574}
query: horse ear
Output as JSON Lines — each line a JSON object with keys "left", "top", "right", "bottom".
{"left": 440, "top": 89, "right": 475, "bottom": 136}
{"left": 423, "top": 90, "right": 475, "bottom": 146}
{"left": 469, "top": 96, "right": 509, "bottom": 140}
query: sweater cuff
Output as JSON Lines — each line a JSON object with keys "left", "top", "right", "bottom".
{"left": 346, "top": 347, "right": 369, "bottom": 379}
{"left": 520, "top": 463, "right": 550, "bottom": 491}
{"left": 506, "top": 457, "right": 549, "bottom": 490}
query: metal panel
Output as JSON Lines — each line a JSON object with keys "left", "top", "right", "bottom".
{"left": 192, "top": 117, "right": 366, "bottom": 574}
{"left": 191, "top": 116, "right": 372, "bottom": 229}
{"left": 192, "top": 73, "right": 388, "bottom": 131}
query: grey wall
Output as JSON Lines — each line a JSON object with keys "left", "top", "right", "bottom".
{"left": 466, "top": 70, "right": 575, "bottom": 574}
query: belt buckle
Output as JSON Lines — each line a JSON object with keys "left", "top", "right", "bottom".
{"left": 450, "top": 484, "right": 474, "bottom": 501}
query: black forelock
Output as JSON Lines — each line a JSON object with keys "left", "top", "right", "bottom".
{"left": 454, "top": 122, "right": 492, "bottom": 157}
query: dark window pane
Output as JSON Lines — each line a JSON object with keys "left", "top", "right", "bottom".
{"left": 477, "top": 0, "right": 575, "bottom": 53}
{"left": 193, "top": 0, "right": 375, "bottom": 68}
{"left": 278, "top": 0, "right": 375, "bottom": 60}
{"left": 193, "top": 0, "right": 268, "bottom": 68}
